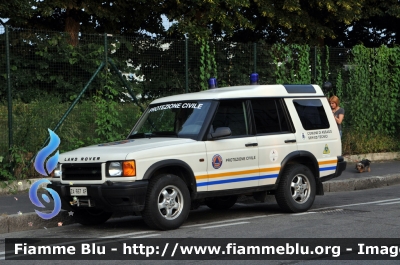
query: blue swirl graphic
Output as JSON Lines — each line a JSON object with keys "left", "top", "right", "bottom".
{"left": 34, "top": 129, "right": 60, "bottom": 176}
{"left": 29, "top": 179, "right": 61, "bottom": 220}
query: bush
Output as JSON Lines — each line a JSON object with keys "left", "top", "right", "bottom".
{"left": 0, "top": 97, "right": 142, "bottom": 181}
{"left": 342, "top": 129, "right": 400, "bottom": 155}
{"left": 1, "top": 97, "right": 399, "bottom": 181}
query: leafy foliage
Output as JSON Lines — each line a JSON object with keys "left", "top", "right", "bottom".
{"left": 1, "top": 26, "right": 400, "bottom": 182}
{"left": 0, "top": 0, "right": 165, "bottom": 42}
{"left": 197, "top": 39, "right": 217, "bottom": 90}
{"left": 2, "top": 0, "right": 400, "bottom": 47}
{"left": 271, "top": 44, "right": 311, "bottom": 84}
{"left": 0, "top": 145, "right": 34, "bottom": 182}
{"left": 332, "top": 0, "right": 400, "bottom": 47}
{"left": 93, "top": 70, "right": 124, "bottom": 142}
{"left": 342, "top": 130, "right": 400, "bottom": 155}
{"left": 346, "top": 45, "right": 400, "bottom": 136}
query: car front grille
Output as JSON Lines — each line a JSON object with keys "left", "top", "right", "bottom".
{"left": 62, "top": 163, "right": 102, "bottom": 181}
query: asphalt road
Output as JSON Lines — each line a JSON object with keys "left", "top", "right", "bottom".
{"left": 2, "top": 183, "right": 400, "bottom": 264}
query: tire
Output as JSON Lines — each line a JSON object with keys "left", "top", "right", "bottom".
{"left": 205, "top": 196, "right": 238, "bottom": 210}
{"left": 73, "top": 208, "right": 113, "bottom": 226}
{"left": 142, "top": 174, "right": 191, "bottom": 230}
{"left": 275, "top": 164, "right": 316, "bottom": 213}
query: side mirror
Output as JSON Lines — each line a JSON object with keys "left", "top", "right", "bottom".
{"left": 207, "top": 127, "right": 232, "bottom": 140}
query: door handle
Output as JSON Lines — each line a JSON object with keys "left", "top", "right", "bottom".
{"left": 245, "top": 143, "right": 258, "bottom": 147}
{"left": 284, "top": 139, "right": 297, "bottom": 143}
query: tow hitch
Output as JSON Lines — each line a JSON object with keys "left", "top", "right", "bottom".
{"left": 70, "top": 196, "right": 95, "bottom": 207}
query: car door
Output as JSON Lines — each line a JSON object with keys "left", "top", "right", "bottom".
{"left": 251, "top": 98, "right": 298, "bottom": 186}
{"left": 203, "top": 99, "right": 259, "bottom": 192}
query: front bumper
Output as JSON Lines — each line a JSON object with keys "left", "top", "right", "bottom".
{"left": 48, "top": 180, "right": 148, "bottom": 213}
{"left": 320, "top": 156, "right": 347, "bottom": 182}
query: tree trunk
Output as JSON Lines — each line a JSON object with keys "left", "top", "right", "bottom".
{"left": 65, "top": 9, "right": 80, "bottom": 46}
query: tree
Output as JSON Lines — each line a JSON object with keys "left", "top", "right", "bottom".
{"left": 328, "top": 0, "right": 400, "bottom": 47}
{"left": 163, "top": 0, "right": 254, "bottom": 40}
{"left": 235, "top": 0, "right": 365, "bottom": 45}
{"left": 164, "top": 0, "right": 364, "bottom": 45}
{"left": 2, "top": 0, "right": 400, "bottom": 47}
{"left": 0, "top": 0, "right": 165, "bottom": 45}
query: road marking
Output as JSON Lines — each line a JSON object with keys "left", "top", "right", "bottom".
{"left": 292, "top": 212, "right": 317, "bottom": 216}
{"left": 129, "top": 234, "right": 161, "bottom": 238}
{"left": 101, "top": 231, "right": 155, "bottom": 238}
{"left": 201, "top": 221, "right": 249, "bottom": 229}
{"left": 183, "top": 214, "right": 281, "bottom": 228}
{"left": 377, "top": 201, "right": 400, "bottom": 206}
{"left": 314, "top": 198, "right": 400, "bottom": 210}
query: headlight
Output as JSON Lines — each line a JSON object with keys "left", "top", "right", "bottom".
{"left": 108, "top": 162, "right": 122, "bottom": 176}
{"left": 52, "top": 163, "right": 62, "bottom": 178}
{"left": 108, "top": 160, "right": 136, "bottom": 177}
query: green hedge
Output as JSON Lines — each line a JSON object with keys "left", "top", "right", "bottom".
{"left": 1, "top": 99, "right": 141, "bottom": 153}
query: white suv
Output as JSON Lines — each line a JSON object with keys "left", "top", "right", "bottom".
{"left": 49, "top": 82, "right": 347, "bottom": 230}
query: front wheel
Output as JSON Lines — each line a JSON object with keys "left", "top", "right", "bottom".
{"left": 275, "top": 164, "right": 316, "bottom": 213}
{"left": 73, "top": 208, "right": 113, "bottom": 226}
{"left": 142, "top": 174, "right": 190, "bottom": 230}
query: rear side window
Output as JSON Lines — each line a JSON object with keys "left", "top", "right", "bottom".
{"left": 251, "top": 98, "right": 289, "bottom": 134}
{"left": 211, "top": 100, "right": 250, "bottom": 136}
{"left": 293, "top": 99, "right": 329, "bottom": 130}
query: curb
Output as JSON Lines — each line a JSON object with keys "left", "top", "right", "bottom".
{"left": 0, "top": 210, "right": 76, "bottom": 234}
{"left": 322, "top": 173, "right": 400, "bottom": 192}
{"left": 0, "top": 178, "right": 47, "bottom": 196}
{"left": 343, "top": 152, "right": 400, "bottom": 162}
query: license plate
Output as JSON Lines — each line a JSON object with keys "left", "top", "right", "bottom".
{"left": 70, "top": 187, "right": 87, "bottom": 196}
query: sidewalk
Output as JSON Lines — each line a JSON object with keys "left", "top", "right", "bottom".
{"left": 0, "top": 153, "right": 399, "bottom": 234}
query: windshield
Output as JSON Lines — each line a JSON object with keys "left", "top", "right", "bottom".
{"left": 129, "top": 101, "right": 212, "bottom": 139}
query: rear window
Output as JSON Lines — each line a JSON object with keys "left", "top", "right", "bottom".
{"left": 293, "top": 99, "right": 329, "bottom": 130}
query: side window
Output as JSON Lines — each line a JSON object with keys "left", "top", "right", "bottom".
{"left": 251, "top": 98, "right": 289, "bottom": 134}
{"left": 293, "top": 99, "right": 329, "bottom": 130}
{"left": 211, "top": 100, "right": 249, "bottom": 136}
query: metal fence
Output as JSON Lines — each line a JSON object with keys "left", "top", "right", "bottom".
{"left": 0, "top": 25, "right": 351, "bottom": 156}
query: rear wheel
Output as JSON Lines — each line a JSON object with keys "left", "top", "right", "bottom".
{"left": 142, "top": 174, "right": 190, "bottom": 230}
{"left": 275, "top": 164, "right": 316, "bottom": 213}
{"left": 73, "top": 208, "right": 113, "bottom": 226}
{"left": 205, "top": 195, "right": 238, "bottom": 210}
